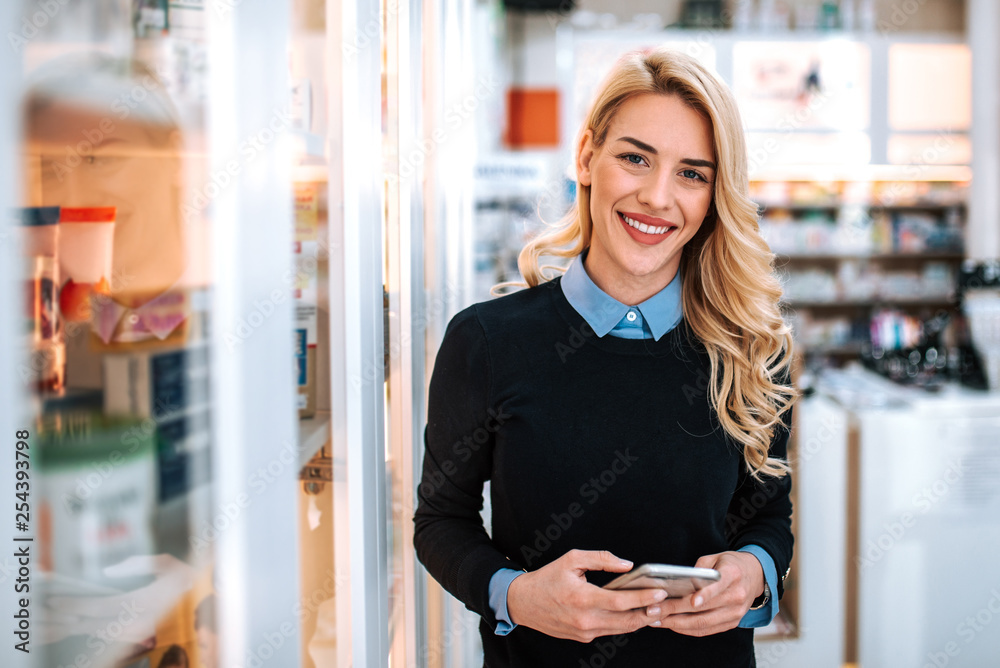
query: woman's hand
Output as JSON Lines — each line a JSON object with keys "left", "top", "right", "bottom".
{"left": 506, "top": 549, "right": 669, "bottom": 643}
{"left": 643, "top": 551, "right": 765, "bottom": 637}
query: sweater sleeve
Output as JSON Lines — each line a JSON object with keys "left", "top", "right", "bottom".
{"left": 725, "top": 404, "right": 794, "bottom": 600}
{"left": 413, "top": 306, "right": 517, "bottom": 629}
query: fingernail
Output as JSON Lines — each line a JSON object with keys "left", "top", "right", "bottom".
{"left": 619, "top": 559, "right": 633, "bottom": 568}
{"left": 654, "top": 591, "right": 668, "bottom": 602}
{"left": 694, "top": 596, "right": 703, "bottom": 607}
{"left": 648, "top": 606, "right": 661, "bottom": 616}
{"left": 652, "top": 620, "right": 661, "bottom": 627}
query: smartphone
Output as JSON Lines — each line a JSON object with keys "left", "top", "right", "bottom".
{"left": 602, "top": 564, "right": 720, "bottom": 598}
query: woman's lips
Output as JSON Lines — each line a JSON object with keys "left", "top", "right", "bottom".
{"left": 617, "top": 211, "right": 676, "bottom": 245}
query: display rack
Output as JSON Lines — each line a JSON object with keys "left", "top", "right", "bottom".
{"left": 754, "top": 179, "right": 969, "bottom": 363}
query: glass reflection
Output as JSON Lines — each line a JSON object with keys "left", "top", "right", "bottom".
{"left": 21, "top": 53, "right": 215, "bottom": 668}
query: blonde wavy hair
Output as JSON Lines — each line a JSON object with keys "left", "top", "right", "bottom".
{"left": 509, "top": 47, "right": 796, "bottom": 479}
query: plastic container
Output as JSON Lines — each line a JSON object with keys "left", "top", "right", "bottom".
{"left": 58, "top": 207, "right": 116, "bottom": 322}
{"left": 35, "top": 410, "right": 157, "bottom": 585}
{"left": 17, "top": 207, "right": 64, "bottom": 392}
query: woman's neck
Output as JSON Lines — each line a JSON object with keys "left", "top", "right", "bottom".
{"left": 582, "top": 250, "right": 679, "bottom": 306}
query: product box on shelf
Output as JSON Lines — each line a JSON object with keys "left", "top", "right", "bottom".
{"left": 103, "top": 343, "right": 211, "bottom": 501}
{"left": 90, "top": 288, "right": 196, "bottom": 351}
{"left": 294, "top": 182, "right": 320, "bottom": 418}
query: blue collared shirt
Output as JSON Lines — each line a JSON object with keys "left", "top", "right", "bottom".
{"left": 487, "top": 253, "right": 780, "bottom": 634}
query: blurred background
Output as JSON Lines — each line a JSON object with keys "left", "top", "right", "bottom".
{"left": 1, "top": 0, "right": 998, "bottom": 666}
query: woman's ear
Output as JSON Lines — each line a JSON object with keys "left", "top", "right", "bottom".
{"left": 576, "top": 130, "right": 595, "bottom": 187}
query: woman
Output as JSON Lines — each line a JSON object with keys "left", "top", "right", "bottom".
{"left": 414, "top": 47, "right": 796, "bottom": 666}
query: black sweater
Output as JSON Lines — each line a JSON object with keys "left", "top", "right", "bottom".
{"left": 414, "top": 277, "right": 792, "bottom": 667}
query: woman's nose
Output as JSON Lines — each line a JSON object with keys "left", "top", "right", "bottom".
{"left": 637, "top": 169, "right": 676, "bottom": 212}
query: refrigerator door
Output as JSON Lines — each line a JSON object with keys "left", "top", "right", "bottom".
{"left": 2, "top": 2, "right": 301, "bottom": 667}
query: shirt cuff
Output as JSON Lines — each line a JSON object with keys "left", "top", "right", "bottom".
{"left": 737, "top": 544, "right": 779, "bottom": 629}
{"left": 488, "top": 568, "right": 525, "bottom": 636}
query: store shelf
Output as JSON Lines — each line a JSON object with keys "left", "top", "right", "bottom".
{"left": 803, "top": 343, "right": 867, "bottom": 356}
{"left": 758, "top": 202, "right": 839, "bottom": 212}
{"left": 761, "top": 202, "right": 965, "bottom": 212}
{"left": 784, "top": 297, "right": 956, "bottom": 308}
{"left": 776, "top": 252, "right": 965, "bottom": 261}
{"left": 751, "top": 165, "right": 972, "bottom": 183}
{"left": 298, "top": 411, "right": 332, "bottom": 471}
{"left": 869, "top": 202, "right": 967, "bottom": 211}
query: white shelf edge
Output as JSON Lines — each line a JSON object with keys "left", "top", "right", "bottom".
{"left": 298, "top": 410, "right": 332, "bottom": 470}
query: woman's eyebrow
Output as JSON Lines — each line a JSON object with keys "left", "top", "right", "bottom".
{"left": 681, "top": 158, "right": 716, "bottom": 171}
{"left": 617, "top": 136, "right": 658, "bottom": 153}
{"left": 616, "top": 136, "right": 716, "bottom": 170}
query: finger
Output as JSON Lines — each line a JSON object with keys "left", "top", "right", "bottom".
{"left": 651, "top": 589, "right": 730, "bottom": 617}
{"left": 598, "top": 607, "right": 662, "bottom": 636}
{"left": 693, "top": 554, "right": 719, "bottom": 570}
{"left": 569, "top": 549, "right": 633, "bottom": 574}
{"left": 663, "top": 619, "right": 735, "bottom": 637}
{"left": 660, "top": 608, "right": 742, "bottom": 636}
{"left": 648, "top": 594, "right": 694, "bottom": 617}
{"left": 688, "top": 555, "right": 729, "bottom": 607}
{"left": 600, "top": 587, "right": 668, "bottom": 612}
{"left": 691, "top": 580, "right": 726, "bottom": 608}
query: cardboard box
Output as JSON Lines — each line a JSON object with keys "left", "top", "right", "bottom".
{"left": 294, "top": 182, "right": 320, "bottom": 418}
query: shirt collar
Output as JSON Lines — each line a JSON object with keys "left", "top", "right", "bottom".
{"left": 560, "top": 250, "right": 683, "bottom": 341}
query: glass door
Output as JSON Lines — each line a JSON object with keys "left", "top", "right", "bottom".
{"left": 384, "top": 0, "right": 430, "bottom": 662}
{"left": 2, "top": 2, "right": 302, "bottom": 667}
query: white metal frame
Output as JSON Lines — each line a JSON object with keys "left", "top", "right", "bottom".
{"left": 207, "top": 3, "right": 302, "bottom": 667}
{"left": 386, "top": 0, "right": 430, "bottom": 663}
{"left": 327, "top": 0, "right": 392, "bottom": 664}
{"left": 967, "top": 0, "right": 1000, "bottom": 259}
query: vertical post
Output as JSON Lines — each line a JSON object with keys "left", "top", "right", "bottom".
{"left": 207, "top": 2, "right": 301, "bottom": 667}
{"left": 324, "top": 0, "right": 354, "bottom": 664}
{"left": 420, "top": 0, "right": 448, "bottom": 664}
{"left": 330, "top": 0, "right": 390, "bottom": 664}
{"left": 967, "top": 0, "right": 1000, "bottom": 259}
{"left": 843, "top": 420, "right": 861, "bottom": 664}
{"left": 869, "top": 36, "right": 891, "bottom": 168}
{"left": 387, "top": 0, "right": 429, "bottom": 661}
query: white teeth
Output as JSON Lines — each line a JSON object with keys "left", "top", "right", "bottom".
{"left": 621, "top": 213, "right": 671, "bottom": 235}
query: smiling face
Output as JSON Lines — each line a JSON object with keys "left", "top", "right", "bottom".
{"left": 577, "top": 93, "right": 716, "bottom": 305}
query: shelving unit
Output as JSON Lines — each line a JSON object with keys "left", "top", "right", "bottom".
{"left": 785, "top": 298, "right": 957, "bottom": 308}
{"left": 778, "top": 252, "right": 964, "bottom": 261}
{"left": 755, "top": 178, "right": 969, "bottom": 365}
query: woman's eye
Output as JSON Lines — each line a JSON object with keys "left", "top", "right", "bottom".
{"left": 620, "top": 153, "right": 645, "bottom": 166}
{"left": 84, "top": 154, "right": 123, "bottom": 170}
{"left": 681, "top": 169, "right": 704, "bottom": 182}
